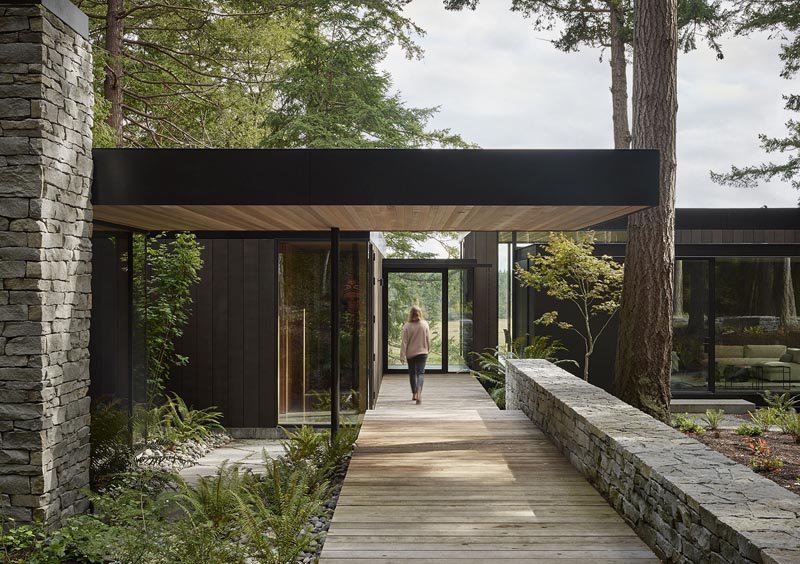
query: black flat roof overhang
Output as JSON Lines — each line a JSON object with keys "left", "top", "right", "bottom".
{"left": 91, "top": 149, "right": 660, "bottom": 231}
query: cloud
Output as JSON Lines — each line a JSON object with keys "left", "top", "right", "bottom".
{"left": 381, "top": 2, "right": 797, "bottom": 208}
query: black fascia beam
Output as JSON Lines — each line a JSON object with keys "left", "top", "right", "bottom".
{"left": 91, "top": 149, "right": 660, "bottom": 208}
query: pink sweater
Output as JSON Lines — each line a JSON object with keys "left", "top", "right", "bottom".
{"left": 400, "top": 320, "right": 431, "bottom": 362}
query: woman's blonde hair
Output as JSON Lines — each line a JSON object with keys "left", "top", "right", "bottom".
{"left": 408, "top": 305, "right": 423, "bottom": 322}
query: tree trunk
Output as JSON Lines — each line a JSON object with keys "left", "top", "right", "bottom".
{"left": 673, "top": 260, "right": 684, "bottom": 318}
{"left": 613, "top": 0, "right": 678, "bottom": 423}
{"left": 609, "top": 1, "right": 631, "bottom": 149}
{"left": 104, "top": 0, "right": 125, "bottom": 147}
{"left": 779, "top": 257, "right": 797, "bottom": 327}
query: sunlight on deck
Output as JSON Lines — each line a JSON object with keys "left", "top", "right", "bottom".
{"left": 319, "top": 374, "right": 660, "bottom": 563}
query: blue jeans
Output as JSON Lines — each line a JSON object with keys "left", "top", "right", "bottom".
{"left": 407, "top": 354, "right": 427, "bottom": 394}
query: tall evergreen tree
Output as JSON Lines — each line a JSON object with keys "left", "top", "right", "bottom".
{"left": 444, "top": 0, "right": 727, "bottom": 149}
{"left": 263, "top": 3, "right": 470, "bottom": 148}
{"left": 711, "top": 0, "right": 800, "bottom": 193}
{"left": 614, "top": 0, "right": 679, "bottom": 422}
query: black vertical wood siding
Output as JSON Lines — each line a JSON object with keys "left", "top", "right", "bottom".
{"left": 171, "top": 238, "right": 277, "bottom": 428}
{"left": 462, "top": 232, "right": 499, "bottom": 356}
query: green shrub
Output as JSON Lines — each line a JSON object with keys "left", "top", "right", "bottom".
{"left": 702, "top": 408, "right": 725, "bottom": 431}
{"left": 737, "top": 422, "right": 763, "bottom": 437}
{"left": 761, "top": 391, "right": 799, "bottom": 413}
{"left": 673, "top": 413, "right": 705, "bottom": 434}
{"left": 749, "top": 408, "right": 777, "bottom": 434}
{"left": 778, "top": 411, "right": 800, "bottom": 443}
{"left": 90, "top": 398, "right": 133, "bottom": 491}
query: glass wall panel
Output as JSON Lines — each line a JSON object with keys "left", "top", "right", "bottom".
{"left": 386, "top": 272, "right": 443, "bottom": 370}
{"left": 715, "top": 258, "right": 800, "bottom": 392}
{"left": 671, "top": 260, "right": 710, "bottom": 391}
{"left": 448, "top": 269, "right": 473, "bottom": 371}
{"left": 498, "top": 243, "right": 512, "bottom": 349}
{"left": 278, "top": 241, "right": 367, "bottom": 424}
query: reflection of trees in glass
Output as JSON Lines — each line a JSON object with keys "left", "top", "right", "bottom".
{"left": 715, "top": 258, "right": 800, "bottom": 348}
{"left": 278, "top": 242, "right": 367, "bottom": 421}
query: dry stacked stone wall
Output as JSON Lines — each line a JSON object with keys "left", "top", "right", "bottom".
{"left": 506, "top": 359, "right": 800, "bottom": 564}
{"left": 0, "top": 0, "right": 93, "bottom": 525}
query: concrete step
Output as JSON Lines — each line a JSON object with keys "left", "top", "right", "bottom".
{"left": 670, "top": 398, "right": 755, "bottom": 415}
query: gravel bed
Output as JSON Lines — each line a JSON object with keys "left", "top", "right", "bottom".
{"left": 296, "top": 452, "right": 352, "bottom": 564}
{"left": 134, "top": 431, "right": 232, "bottom": 473}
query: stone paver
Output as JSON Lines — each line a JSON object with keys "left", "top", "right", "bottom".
{"left": 179, "top": 439, "right": 285, "bottom": 485}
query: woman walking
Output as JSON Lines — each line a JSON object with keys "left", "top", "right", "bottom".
{"left": 399, "top": 305, "right": 431, "bottom": 404}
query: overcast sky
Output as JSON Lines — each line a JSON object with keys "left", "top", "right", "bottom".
{"left": 381, "top": 2, "right": 797, "bottom": 209}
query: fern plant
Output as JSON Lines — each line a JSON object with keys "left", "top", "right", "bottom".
{"left": 470, "top": 335, "right": 576, "bottom": 408}
{"left": 160, "top": 393, "right": 223, "bottom": 445}
{"left": 177, "top": 462, "right": 254, "bottom": 527}
{"left": 90, "top": 398, "right": 133, "bottom": 491}
{"left": 237, "top": 461, "right": 325, "bottom": 564}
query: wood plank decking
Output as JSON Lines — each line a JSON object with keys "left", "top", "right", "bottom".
{"left": 319, "top": 374, "right": 660, "bottom": 563}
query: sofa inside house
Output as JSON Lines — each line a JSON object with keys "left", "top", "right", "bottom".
{"left": 714, "top": 344, "right": 800, "bottom": 389}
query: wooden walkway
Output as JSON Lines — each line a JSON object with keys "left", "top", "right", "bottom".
{"left": 319, "top": 374, "right": 660, "bottom": 563}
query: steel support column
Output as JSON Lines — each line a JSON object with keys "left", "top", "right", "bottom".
{"left": 331, "top": 227, "right": 340, "bottom": 435}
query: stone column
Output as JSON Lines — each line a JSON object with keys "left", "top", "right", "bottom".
{"left": 0, "top": 0, "right": 93, "bottom": 525}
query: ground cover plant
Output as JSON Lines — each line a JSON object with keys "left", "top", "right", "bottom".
{"left": 470, "top": 335, "right": 575, "bottom": 408}
{"left": 1, "top": 425, "right": 359, "bottom": 564}
{"left": 673, "top": 392, "right": 800, "bottom": 493}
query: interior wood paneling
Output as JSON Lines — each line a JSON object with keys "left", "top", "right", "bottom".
{"left": 94, "top": 205, "right": 648, "bottom": 232}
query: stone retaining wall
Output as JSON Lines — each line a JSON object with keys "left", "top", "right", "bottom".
{"left": 0, "top": 1, "right": 93, "bottom": 525}
{"left": 507, "top": 359, "right": 800, "bottom": 564}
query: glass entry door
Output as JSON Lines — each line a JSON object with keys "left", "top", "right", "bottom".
{"left": 386, "top": 272, "right": 444, "bottom": 371}
{"left": 384, "top": 268, "right": 473, "bottom": 373}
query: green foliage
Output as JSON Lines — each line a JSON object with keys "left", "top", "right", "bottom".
{"left": 777, "top": 411, "right": 800, "bottom": 443}
{"left": 130, "top": 232, "right": 203, "bottom": 404}
{"left": 761, "top": 391, "right": 799, "bottom": 413}
{"left": 263, "top": 3, "right": 472, "bottom": 149}
{"left": 673, "top": 413, "right": 706, "bottom": 434}
{"left": 749, "top": 407, "right": 778, "bottom": 433}
{"left": 383, "top": 232, "right": 461, "bottom": 259}
{"left": 515, "top": 232, "right": 623, "bottom": 381}
{"left": 737, "top": 422, "right": 764, "bottom": 437}
{"left": 177, "top": 463, "right": 255, "bottom": 527}
{"left": 444, "top": 0, "right": 727, "bottom": 57}
{"left": 90, "top": 398, "right": 133, "bottom": 491}
{"left": 1, "top": 519, "right": 59, "bottom": 564}
{"left": 6, "top": 419, "right": 360, "bottom": 564}
{"left": 236, "top": 462, "right": 323, "bottom": 564}
{"left": 282, "top": 423, "right": 359, "bottom": 480}
{"left": 712, "top": 0, "right": 800, "bottom": 192}
{"left": 747, "top": 438, "right": 784, "bottom": 473}
{"left": 703, "top": 408, "right": 725, "bottom": 430}
{"left": 469, "top": 335, "right": 575, "bottom": 408}
{"left": 159, "top": 394, "right": 223, "bottom": 445}
{"left": 131, "top": 395, "right": 223, "bottom": 450}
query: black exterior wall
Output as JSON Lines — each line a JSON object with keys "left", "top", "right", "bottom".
{"left": 462, "top": 233, "right": 499, "bottom": 359}
{"left": 169, "top": 238, "right": 278, "bottom": 429}
{"left": 502, "top": 208, "right": 800, "bottom": 400}
{"left": 88, "top": 231, "right": 371, "bottom": 431}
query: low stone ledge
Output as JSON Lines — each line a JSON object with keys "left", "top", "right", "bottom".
{"left": 506, "top": 359, "right": 800, "bottom": 564}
